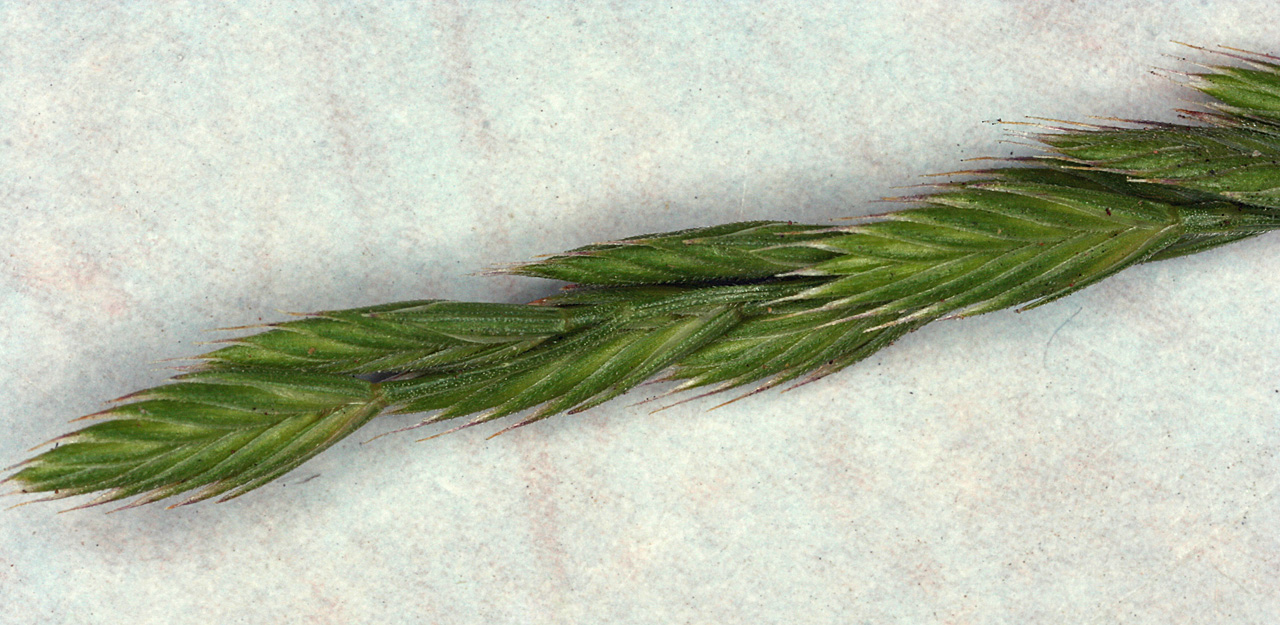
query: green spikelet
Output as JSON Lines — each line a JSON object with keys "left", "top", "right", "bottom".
{"left": 202, "top": 300, "right": 587, "bottom": 375}
{"left": 1187, "top": 50, "right": 1280, "bottom": 124}
{"left": 505, "top": 221, "right": 843, "bottom": 285}
{"left": 1044, "top": 125, "right": 1280, "bottom": 207}
{"left": 783, "top": 179, "right": 1186, "bottom": 321}
{"left": 8, "top": 371, "right": 385, "bottom": 509}
{"left": 1040, "top": 50, "right": 1280, "bottom": 206}
{"left": 9, "top": 47, "right": 1280, "bottom": 510}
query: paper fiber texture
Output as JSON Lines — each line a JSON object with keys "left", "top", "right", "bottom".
{"left": 2, "top": 3, "right": 1277, "bottom": 623}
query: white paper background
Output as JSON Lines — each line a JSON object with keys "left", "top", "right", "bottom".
{"left": 3, "top": 2, "right": 1279, "bottom": 624}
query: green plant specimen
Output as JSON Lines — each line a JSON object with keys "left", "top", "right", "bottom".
{"left": 8, "top": 47, "right": 1280, "bottom": 511}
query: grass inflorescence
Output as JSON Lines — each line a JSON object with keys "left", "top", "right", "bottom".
{"left": 9, "top": 46, "right": 1280, "bottom": 510}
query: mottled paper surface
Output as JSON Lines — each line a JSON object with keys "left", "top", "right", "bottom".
{"left": 2, "top": 3, "right": 1278, "bottom": 623}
